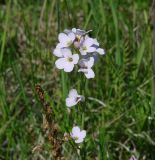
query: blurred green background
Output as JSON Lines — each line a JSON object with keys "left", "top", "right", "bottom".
{"left": 0, "top": 0, "right": 154, "bottom": 159}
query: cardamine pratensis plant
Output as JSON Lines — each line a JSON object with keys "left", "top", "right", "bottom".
{"left": 36, "top": 28, "right": 105, "bottom": 159}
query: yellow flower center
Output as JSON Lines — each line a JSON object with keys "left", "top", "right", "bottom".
{"left": 68, "top": 57, "right": 73, "bottom": 62}
{"left": 74, "top": 136, "right": 79, "bottom": 140}
{"left": 76, "top": 35, "right": 81, "bottom": 42}
{"left": 82, "top": 46, "right": 87, "bottom": 51}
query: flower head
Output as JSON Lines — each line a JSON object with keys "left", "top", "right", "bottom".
{"left": 53, "top": 28, "right": 105, "bottom": 77}
{"left": 66, "top": 89, "right": 84, "bottom": 107}
{"left": 79, "top": 37, "right": 96, "bottom": 55}
{"left": 55, "top": 48, "right": 79, "bottom": 72}
{"left": 78, "top": 57, "right": 95, "bottom": 79}
{"left": 70, "top": 126, "right": 86, "bottom": 143}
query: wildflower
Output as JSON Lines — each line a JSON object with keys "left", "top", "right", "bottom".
{"left": 55, "top": 48, "right": 79, "bottom": 72}
{"left": 78, "top": 57, "right": 95, "bottom": 79}
{"left": 70, "top": 126, "right": 86, "bottom": 143}
{"left": 79, "top": 37, "right": 96, "bottom": 55}
{"left": 66, "top": 89, "right": 84, "bottom": 107}
{"left": 56, "top": 32, "right": 75, "bottom": 48}
{"left": 129, "top": 155, "right": 137, "bottom": 160}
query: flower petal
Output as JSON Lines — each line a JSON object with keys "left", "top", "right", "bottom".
{"left": 78, "top": 68, "right": 86, "bottom": 73}
{"left": 55, "top": 58, "right": 65, "bottom": 69}
{"left": 79, "top": 68, "right": 95, "bottom": 79}
{"left": 87, "top": 46, "right": 96, "bottom": 53}
{"left": 53, "top": 48, "right": 63, "bottom": 57}
{"left": 58, "top": 33, "right": 70, "bottom": 43}
{"left": 58, "top": 33, "right": 71, "bottom": 47}
{"left": 72, "top": 54, "right": 79, "bottom": 64}
{"left": 72, "top": 28, "right": 77, "bottom": 33}
{"left": 61, "top": 48, "right": 72, "bottom": 58}
{"left": 74, "top": 41, "right": 81, "bottom": 48}
{"left": 87, "top": 57, "right": 94, "bottom": 68}
{"left": 80, "top": 130, "right": 86, "bottom": 139}
{"left": 71, "top": 126, "right": 80, "bottom": 137}
{"left": 84, "top": 37, "right": 94, "bottom": 47}
{"left": 56, "top": 43, "right": 64, "bottom": 49}
{"left": 66, "top": 97, "right": 77, "bottom": 107}
{"left": 79, "top": 49, "right": 87, "bottom": 55}
{"left": 97, "top": 48, "right": 105, "bottom": 55}
{"left": 68, "top": 32, "right": 75, "bottom": 42}
{"left": 63, "top": 62, "right": 74, "bottom": 72}
{"left": 75, "top": 138, "right": 84, "bottom": 143}
{"left": 93, "top": 38, "right": 99, "bottom": 46}
{"left": 69, "top": 89, "right": 78, "bottom": 97}
{"left": 85, "top": 68, "right": 95, "bottom": 79}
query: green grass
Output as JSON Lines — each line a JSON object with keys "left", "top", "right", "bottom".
{"left": 0, "top": 0, "right": 154, "bottom": 159}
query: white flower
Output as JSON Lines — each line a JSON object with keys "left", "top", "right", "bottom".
{"left": 56, "top": 32, "right": 75, "bottom": 48}
{"left": 79, "top": 37, "right": 96, "bottom": 55}
{"left": 55, "top": 48, "right": 79, "bottom": 72}
{"left": 78, "top": 57, "right": 95, "bottom": 79}
{"left": 66, "top": 89, "right": 84, "bottom": 107}
{"left": 70, "top": 126, "right": 86, "bottom": 143}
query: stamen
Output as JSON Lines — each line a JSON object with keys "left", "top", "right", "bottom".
{"left": 74, "top": 137, "right": 79, "bottom": 140}
{"left": 82, "top": 46, "right": 87, "bottom": 51}
{"left": 68, "top": 57, "right": 73, "bottom": 62}
{"left": 75, "top": 35, "right": 82, "bottom": 42}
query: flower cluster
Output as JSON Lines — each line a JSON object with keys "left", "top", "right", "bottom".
{"left": 53, "top": 28, "right": 105, "bottom": 79}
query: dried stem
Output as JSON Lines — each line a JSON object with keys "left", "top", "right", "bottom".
{"left": 35, "top": 84, "right": 63, "bottom": 160}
